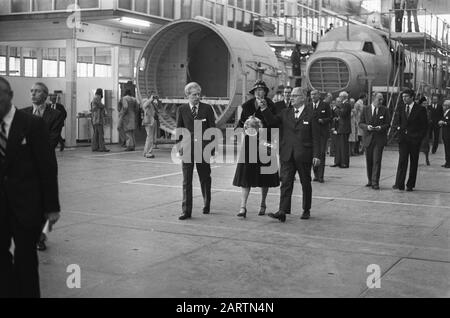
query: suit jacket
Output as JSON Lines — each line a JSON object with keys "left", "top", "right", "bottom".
{"left": 263, "top": 106, "right": 320, "bottom": 163}
{"left": 0, "top": 109, "right": 60, "bottom": 228}
{"left": 359, "top": 106, "right": 391, "bottom": 147}
{"left": 273, "top": 100, "right": 291, "bottom": 116}
{"left": 442, "top": 110, "right": 450, "bottom": 140}
{"left": 22, "top": 105, "right": 63, "bottom": 149}
{"left": 176, "top": 102, "right": 216, "bottom": 157}
{"left": 392, "top": 102, "right": 428, "bottom": 144}
{"left": 428, "top": 104, "right": 444, "bottom": 125}
{"left": 334, "top": 101, "right": 352, "bottom": 134}
{"left": 119, "top": 95, "right": 139, "bottom": 131}
{"left": 311, "top": 100, "right": 332, "bottom": 137}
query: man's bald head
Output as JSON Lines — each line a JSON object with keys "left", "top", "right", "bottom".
{"left": 291, "top": 87, "right": 307, "bottom": 108}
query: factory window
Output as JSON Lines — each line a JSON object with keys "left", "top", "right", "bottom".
{"left": 245, "top": 0, "right": 252, "bottom": 11}
{"left": 94, "top": 47, "right": 112, "bottom": 78}
{"left": 135, "top": 0, "right": 148, "bottom": 13}
{"left": 150, "top": 0, "right": 160, "bottom": 15}
{"left": 55, "top": 0, "right": 75, "bottom": 10}
{"left": 11, "top": 0, "right": 30, "bottom": 13}
{"left": 181, "top": 0, "right": 191, "bottom": 19}
{"left": 59, "top": 49, "right": 66, "bottom": 77}
{"left": 204, "top": 0, "right": 214, "bottom": 20}
{"left": 227, "top": 7, "right": 235, "bottom": 27}
{"left": 23, "top": 48, "right": 37, "bottom": 77}
{"left": 43, "top": 48, "right": 59, "bottom": 77}
{"left": 0, "top": 1, "right": 11, "bottom": 14}
{"left": 78, "top": 0, "right": 99, "bottom": 8}
{"left": 192, "top": 0, "right": 201, "bottom": 17}
{"left": 32, "top": 0, "right": 52, "bottom": 11}
{"left": 216, "top": 3, "right": 224, "bottom": 24}
{"left": 164, "top": 0, "right": 174, "bottom": 18}
{"left": 119, "top": 0, "right": 131, "bottom": 10}
{"left": 0, "top": 46, "right": 6, "bottom": 75}
{"left": 77, "top": 48, "right": 94, "bottom": 77}
{"left": 9, "top": 47, "right": 20, "bottom": 77}
{"left": 363, "top": 41, "right": 376, "bottom": 55}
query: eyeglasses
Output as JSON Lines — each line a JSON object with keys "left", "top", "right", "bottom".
{"left": 291, "top": 94, "right": 302, "bottom": 97}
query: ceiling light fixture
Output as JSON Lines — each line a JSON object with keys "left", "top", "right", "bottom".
{"left": 119, "top": 17, "right": 151, "bottom": 28}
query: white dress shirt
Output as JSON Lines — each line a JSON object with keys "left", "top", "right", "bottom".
{"left": 294, "top": 105, "right": 305, "bottom": 119}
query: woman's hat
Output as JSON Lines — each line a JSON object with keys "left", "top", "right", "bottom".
{"left": 249, "top": 80, "right": 269, "bottom": 95}
{"left": 95, "top": 88, "right": 103, "bottom": 97}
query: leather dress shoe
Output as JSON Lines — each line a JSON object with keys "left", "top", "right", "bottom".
{"left": 178, "top": 213, "right": 191, "bottom": 220}
{"left": 203, "top": 208, "right": 210, "bottom": 215}
{"left": 372, "top": 185, "right": 380, "bottom": 190}
{"left": 313, "top": 178, "right": 319, "bottom": 182}
{"left": 340, "top": 165, "right": 349, "bottom": 168}
{"left": 406, "top": 187, "right": 414, "bottom": 192}
{"left": 301, "top": 211, "right": 311, "bottom": 220}
{"left": 393, "top": 185, "right": 404, "bottom": 191}
{"left": 442, "top": 165, "right": 450, "bottom": 168}
{"left": 268, "top": 212, "right": 286, "bottom": 223}
{"left": 330, "top": 164, "right": 339, "bottom": 168}
{"left": 366, "top": 183, "right": 373, "bottom": 187}
{"left": 318, "top": 179, "right": 325, "bottom": 183}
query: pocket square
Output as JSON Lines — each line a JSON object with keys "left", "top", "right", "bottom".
{"left": 321, "top": 110, "right": 326, "bottom": 113}
{"left": 303, "top": 121, "right": 310, "bottom": 125}
{"left": 201, "top": 119, "right": 207, "bottom": 122}
{"left": 21, "top": 137, "right": 27, "bottom": 145}
{"left": 380, "top": 116, "right": 384, "bottom": 119}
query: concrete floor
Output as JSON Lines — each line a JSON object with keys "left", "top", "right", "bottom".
{"left": 39, "top": 142, "right": 450, "bottom": 298}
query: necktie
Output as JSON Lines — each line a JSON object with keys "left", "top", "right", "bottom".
{"left": 0, "top": 121, "right": 7, "bottom": 160}
{"left": 373, "top": 108, "right": 377, "bottom": 118}
{"left": 295, "top": 109, "right": 300, "bottom": 119}
{"left": 192, "top": 105, "right": 198, "bottom": 119}
{"left": 33, "top": 107, "right": 39, "bottom": 116}
{"left": 406, "top": 105, "right": 411, "bottom": 118}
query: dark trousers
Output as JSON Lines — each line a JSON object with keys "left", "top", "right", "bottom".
{"left": 365, "top": 141, "right": 385, "bottom": 186}
{"left": 444, "top": 137, "right": 450, "bottom": 166}
{"left": 334, "top": 133, "right": 350, "bottom": 166}
{"left": 182, "top": 162, "right": 212, "bottom": 215}
{"left": 395, "top": 140, "right": 421, "bottom": 189}
{"left": 279, "top": 155, "right": 313, "bottom": 214}
{"left": 313, "top": 133, "right": 329, "bottom": 180}
{"left": 92, "top": 124, "right": 106, "bottom": 151}
{"left": 0, "top": 211, "right": 41, "bottom": 298}
{"left": 429, "top": 125, "right": 440, "bottom": 153}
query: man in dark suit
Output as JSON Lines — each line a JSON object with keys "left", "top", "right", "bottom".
{"left": 262, "top": 87, "right": 321, "bottom": 222}
{"left": 0, "top": 77, "right": 60, "bottom": 298}
{"left": 176, "top": 82, "right": 216, "bottom": 220}
{"left": 310, "top": 90, "right": 331, "bottom": 183}
{"left": 22, "top": 83, "right": 63, "bottom": 150}
{"left": 392, "top": 89, "right": 428, "bottom": 191}
{"left": 439, "top": 100, "right": 450, "bottom": 168}
{"left": 331, "top": 91, "right": 352, "bottom": 168}
{"left": 49, "top": 94, "right": 67, "bottom": 152}
{"left": 428, "top": 94, "right": 444, "bottom": 154}
{"left": 273, "top": 86, "right": 292, "bottom": 115}
{"left": 359, "top": 92, "right": 391, "bottom": 190}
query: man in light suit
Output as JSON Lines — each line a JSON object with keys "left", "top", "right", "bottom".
{"left": 176, "top": 82, "right": 216, "bottom": 220}
{"left": 22, "top": 83, "right": 63, "bottom": 150}
{"left": 0, "top": 77, "right": 60, "bottom": 298}
{"left": 392, "top": 89, "right": 428, "bottom": 191}
{"left": 119, "top": 89, "right": 139, "bottom": 152}
{"left": 310, "top": 90, "right": 332, "bottom": 183}
{"left": 262, "top": 87, "right": 321, "bottom": 222}
{"left": 90, "top": 88, "right": 110, "bottom": 153}
{"left": 359, "top": 92, "right": 391, "bottom": 190}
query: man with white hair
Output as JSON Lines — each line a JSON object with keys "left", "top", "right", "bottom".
{"left": 176, "top": 82, "right": 216, "bottom": 220}
{"left": 331, "top": 91, "right": 352, "bottom": 168}
{"left": 439, "top": 100, "right": 450, "bottom": 168}
{"left": 261, "top": 87, "right": 321, "bottom": 222}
